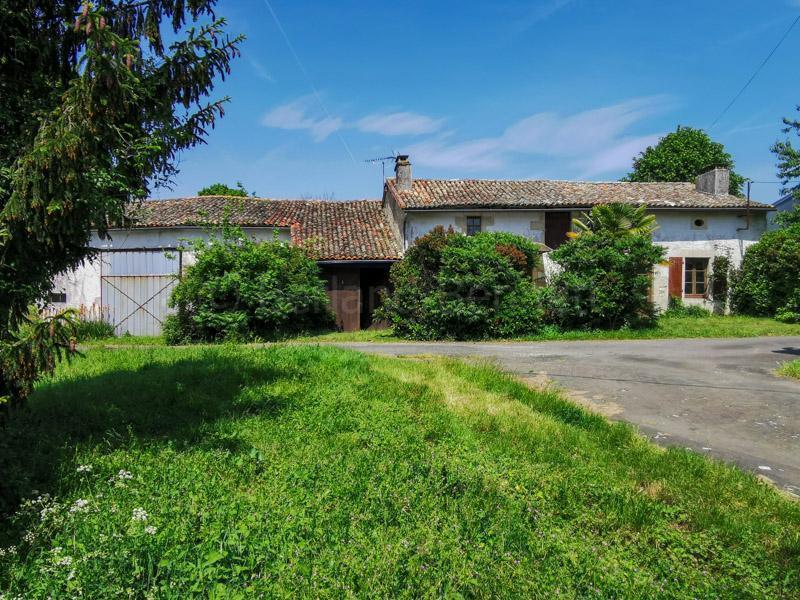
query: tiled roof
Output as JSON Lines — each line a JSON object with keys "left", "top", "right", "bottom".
{"left": 128, "top": 197, "right": 402, "bottom": 261}
{"left": 385, "top": 179, "right": 773, "bottom": 210}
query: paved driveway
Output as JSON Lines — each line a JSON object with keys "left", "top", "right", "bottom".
{"left": 338, "top": 337, "right": 800, "bottom": 495}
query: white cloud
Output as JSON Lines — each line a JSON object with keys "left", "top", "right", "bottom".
{"left": 408, "top": 96, "right": 674, "bottom": 175}
{"left": 248, "top": 58, "right": 274, "bottom": 83}
{"left": 261, "top": 98, "right": 442, "bottom": 142}
{"left": 578, "top": 134, "right": 662, "bottom": 178}
{"left": 511, "top": 0, "right": 574, "bottom": 34}
{"left": 357, "top": 112, "right": 443, "bottom": 136}
{"left": 260, "top": 96, "right": 343, "bottom": 142}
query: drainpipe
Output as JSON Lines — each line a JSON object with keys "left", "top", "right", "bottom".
{"left": 737, "top": 180, "right": 751, "bottom": 232}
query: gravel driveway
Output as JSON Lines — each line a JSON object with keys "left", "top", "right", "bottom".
{"left": 338, "top": 337, "right": 800, "bottom": 496}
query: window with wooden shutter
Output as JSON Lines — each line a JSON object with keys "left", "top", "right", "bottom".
{"left": 668, "top": 257, "right": 683, "bottom": 299}
{"left": 684, "top": 258, "right": 709, "bottom": 297}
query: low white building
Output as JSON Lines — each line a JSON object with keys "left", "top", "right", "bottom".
{"left": 52, "top": 156, "right": 772, "bottom": 333}
{"left": 383, "top": 157, "right": 771, "bottom": 313}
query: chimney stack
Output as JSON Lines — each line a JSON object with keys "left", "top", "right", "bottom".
{"left": 695, "top": 167, "right": 730, "bottom": 196}
{"left": 395, "top": 155, "right": 412, "bottom": 191}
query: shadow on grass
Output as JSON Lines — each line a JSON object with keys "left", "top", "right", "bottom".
{"left": 0, "top": 352, "right": 287, "bottom": 524}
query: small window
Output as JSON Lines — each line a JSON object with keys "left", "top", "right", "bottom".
{"left": 684, "top": 258, "right": 709, "bottom": 297}
{"left": 466, "top": 216, "right": 482, "bottom": 236}
{"left": 48, "top": 292, "right": 67, "bottom": 304}
{"left": 691, "top": 217, "right": 707, "bottom": 230}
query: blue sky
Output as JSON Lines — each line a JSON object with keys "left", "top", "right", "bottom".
{"left": 157, "top": 0, "right": 800, "bottom": 204}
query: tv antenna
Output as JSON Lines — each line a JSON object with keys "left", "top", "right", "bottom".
{"left": 364, "top": 153, "right": 397, "bottom": 182}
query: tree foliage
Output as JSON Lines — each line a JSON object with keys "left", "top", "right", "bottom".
{"left": 0, "top": 0, "right": 243, "bottom": 409}
{"left": 730, "top": 224, "right": 800, "bottom": 321}
{"left": 571, "top": 203, "right": 658, "bottom": 238}
{"left": 197, "top": 181, "right": 252, "bottom": 197}
{"left": 774, "top": 205, "right": 800, "bottom": 229}
{"left": 377, "top": 227, "right": 546, "bottom": 340}
{"left": 623, "top": 126, "right": 744, "bottom": 196}
{"left": 772, "top": 106, "right": 800, "bottom": 200}
{"left": 547, "top": 233, "right": 664, "bottom": 330}
{"left": 164, "top": 224, "right": 334, "bottom": 343}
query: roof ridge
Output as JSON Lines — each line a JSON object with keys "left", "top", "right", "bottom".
{"left": 397, "top": 177, "right": 696, "bottom": 186}
{"left": 142, "top": 196, "right": 381, "bottom": 203}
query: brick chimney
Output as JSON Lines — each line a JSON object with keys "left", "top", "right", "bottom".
{"left": 395, "top": 155, "right": 412, "bottom": 191}
{"left": 695, "top": 167, "right": 730, "bottom": 195}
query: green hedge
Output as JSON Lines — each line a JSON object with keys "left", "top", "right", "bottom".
{"left": 731, "top": 224, "right": 800, "bottom": 322}
{"left": 377, "top": 227, "right": 546, "bottom": 340}
{"left": 546, "top": 232, "right": 664, "bottom": 330}
{"left": 164, "top": 227, "right": 334, "bottom": 343}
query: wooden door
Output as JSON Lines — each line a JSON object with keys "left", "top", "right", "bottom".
{"left": 545, "top": 212, "right": 572, "bottom": 249}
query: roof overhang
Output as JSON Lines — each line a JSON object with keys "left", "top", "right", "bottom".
{"left": 400, "top": 205, "right": 774, "bottom": 212}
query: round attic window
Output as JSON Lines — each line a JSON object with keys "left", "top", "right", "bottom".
{"left": 693, "top": 218, "right": 706, "bottom": 228}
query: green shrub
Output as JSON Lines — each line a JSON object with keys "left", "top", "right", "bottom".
{"left": 167, "top": 226, "right": 334, "bottom": 343}
{"left": 73, "top": 318, "right": 115, "bottom": 341}
{"left": 664, "top": 296, "right": 711, "bottom": 318}
{"left": 377, "top": 227, "right": 546, "bottom": 339}
{"left": 547, "top": 233, "right": 664, "bottom": 330}
{"left": 775, "top": 288, "right": 800, "bottom": 324}
{"left": 731, "top": 224, "right": 800, "bottom": 318}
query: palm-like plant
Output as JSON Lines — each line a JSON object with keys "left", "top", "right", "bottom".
{"left": 569, "top": 203, "right": 659, "bottom": 238}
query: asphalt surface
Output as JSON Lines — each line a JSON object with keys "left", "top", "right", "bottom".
{"left": 338, "top": 337, "right": 800, "bottom": 495}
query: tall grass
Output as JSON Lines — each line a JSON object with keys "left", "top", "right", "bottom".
{"left": 0, "top": 345, "right": 797, "bottom": 597}
{"left": 779, "top": 359, "right": 800, "bottom": 379}
{"left": 41, "top": 304, "right": 115, "bottom": 341}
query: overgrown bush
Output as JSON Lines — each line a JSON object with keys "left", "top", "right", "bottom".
{"left": 709, "top": 254, "right": 731, "bottom": 314}
{"left": 547, "top": 233, "right": 664, "bottom": 330}
{"left": 664, "top": 296, "right": 711, "bottom": 318}
{"left": 377, "top": 227, "right": 546, "bottom": 339}
{"left": 165, "top": 226, "right": 334, "bottom": 343}
{"left": 730, "top": 224, "right": 800, "bottom": 319}
{"left": 66, "top": 305, "right": 115, "bottom": 341}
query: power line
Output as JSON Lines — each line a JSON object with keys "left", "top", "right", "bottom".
{"left": 260, "top": 0, "right": 357, "bottom": 162}
{"left": 709, "top": 13, "right": 800, "bottom": 129}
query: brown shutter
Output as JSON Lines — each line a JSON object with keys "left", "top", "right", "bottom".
{"left": 668, "top": 257, "right": 684, "bottom": 299}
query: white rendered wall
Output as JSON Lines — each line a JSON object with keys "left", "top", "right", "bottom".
{"left": 406, "top": 209, "right": 767, "bottom": 313}
{"left": 404, "top": 210, "right": 579, "bottom": 248}
{"left": 50, "top": 226, "right": 291, "bottom": 311}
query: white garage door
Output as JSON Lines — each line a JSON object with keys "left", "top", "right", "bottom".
{"left": 100, "top": 249, "right": 182, "bottom": 336}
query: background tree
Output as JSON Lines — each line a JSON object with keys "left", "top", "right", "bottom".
{"left": 623, "top": 126, "right": 745, "bottom": 196}
{"left": 197, "top": 181, "right": 253, "bottom": 197}
{"left": 0, "top": 1, "right": 242, "bottom": 411}
{"left": 772, "top": 105, "right": 800, "bottom": 203}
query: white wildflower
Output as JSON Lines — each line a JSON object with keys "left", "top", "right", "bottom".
{"left": 117, "top": 470, "right": 133, "bottom": 480}
{"left": 55, "top": 555, "right": 73, "bottom": 567}
{"left": 144, "top": 526, "right": 157, "bottom": 535}
{"left": 76, "top": 464, "right": 92, "bottom": 473}
{"left": 69, "top": 499, "right": 90, "bottom": 514}
{"left": 39, "top": 505, "right": 57, "bottom": 521}
{"left": 22, "top": 531, "right": 36, "bottom": 544}
{"left": 132, "top": 507, "right": 148, "bottom": 522}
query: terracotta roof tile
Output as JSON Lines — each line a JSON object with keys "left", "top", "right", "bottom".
{"left": 385, "top": 179, "right": 773, "bottom": 210}
{"left": 129, "top": 197, "right": 402, "bottom": 261}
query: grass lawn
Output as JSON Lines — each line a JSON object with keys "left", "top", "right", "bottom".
{"left": 307, "top": 315, "right": 800, "bottom": 343}
{"left": 1, "top": 346, "right": 798, "bottom": 597}
{"left": 80, "top": 315, "right": 800, "bottom": 348}
{"left": 779, "top": 359, "right": 800, "bottom": 379}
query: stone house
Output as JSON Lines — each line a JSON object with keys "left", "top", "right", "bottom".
{"left": 51, "top": 155, "right": 772, "bottom": 333}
